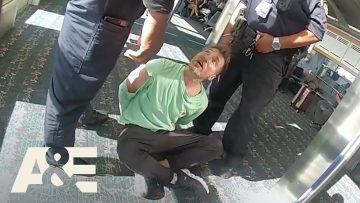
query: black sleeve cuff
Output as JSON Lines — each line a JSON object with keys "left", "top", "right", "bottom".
{"left": 143, "top": 0, "right": 174, "bottom": 14}
{"left": 307, "top": 3, "right": 327, "bottom": 40}
{"left": 307, "top": 17, "right": 327, "bottom": 40}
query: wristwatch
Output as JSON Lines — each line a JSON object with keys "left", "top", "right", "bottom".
{"left": 272, "top": 37, "right": 281, "bottom": 50}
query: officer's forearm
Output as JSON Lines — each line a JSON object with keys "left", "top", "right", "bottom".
{"left": 219, "top": 23, "right": 235, "bottom": 45}
{"left": 222, "top": 23, "right": 234, "bottom": 35}
{"left": 279, "top": 29, "right": 319, "bottom": 49}
{"left": 139, "top": 10, "right": 169, "bottom": 61}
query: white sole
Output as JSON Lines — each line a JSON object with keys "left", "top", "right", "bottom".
{"left": 181, "top": 169, "right": 209, "bottom": 194}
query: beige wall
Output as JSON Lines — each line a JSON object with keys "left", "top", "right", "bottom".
{"left": 0, "top": 0, "right": 36, "bottom": 38}
{"left": 0, "top": 0, "right": 18, "bottom": 38}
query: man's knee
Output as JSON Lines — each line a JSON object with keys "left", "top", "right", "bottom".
{"left": 117, "top": 136, "right": 137, "bottom": 162}
{"left": 202, "top": 136, "right": 224, "bottom": 157}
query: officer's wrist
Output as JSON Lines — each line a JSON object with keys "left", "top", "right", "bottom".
{"left": 222, "top": 33, "right": 233, "bottom": 37}
{"left": 272, "top": 37, "right": 281, "bottom": 50}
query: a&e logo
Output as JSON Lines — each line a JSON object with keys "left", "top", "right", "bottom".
{"left": 11, "top": 147, "right": 97, "bottom": 193}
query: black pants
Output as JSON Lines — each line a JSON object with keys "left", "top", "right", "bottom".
{"left": 117, "top": 125, "right": 223, "bottom": 185}
{"left": 44, "top": 0, "right": 146, "bottom": 165}
{"left": 193, "top": 51, "right": 290, "bottom": 157}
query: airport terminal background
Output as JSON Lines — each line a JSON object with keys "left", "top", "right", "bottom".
{"left": 1, "top": 0, "right": 360, "bottom": 202}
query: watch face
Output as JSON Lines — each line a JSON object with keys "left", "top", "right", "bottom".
{"left": 272, "top": 40, "right": 280, "bottom": 50}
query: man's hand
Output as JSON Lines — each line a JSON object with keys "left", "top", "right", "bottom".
{"left": 255, "top": 31, "right": 274, "bottom": 53}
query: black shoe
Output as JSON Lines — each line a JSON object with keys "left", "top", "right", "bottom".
{"left": 73, "top": 158, "right": 98, "bottom": 177}
{"left": 44, "top": 145, "right": 93, "bottom": 167}
{"left": 175, "top": 169, "right": 209, "bottom": 196}
{"left": 78, "top": 109, "right": 109, "bottom": 126}
{"left": 208, "top": 153, "right": 242, "bottom": 179}
{"left": 189, "top": 164, "right": 212, "bottom": 177}
{"left": 134, "top": 173, "right": 165, "bottom": 200}
{"left": 225, "top": 153, "right": 243, "bottom": 168}
{"left": 73, "top": 157, "right": 91, "bottom": 165}
{"left": 310, "top": 122, "right": 322, "bottom": 130}
{"left": 208, "top": 158, "right": 238, "bottom": 179}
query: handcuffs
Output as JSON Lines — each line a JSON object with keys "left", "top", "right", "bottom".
{"left": 243, "top": 34, "right": 261, "bottom": 60}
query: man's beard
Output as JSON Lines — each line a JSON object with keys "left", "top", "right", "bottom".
{"left": 189, "top": 65, "right": 201, "bottom": 78}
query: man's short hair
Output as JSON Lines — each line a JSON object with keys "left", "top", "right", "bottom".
{"left": 209, "top": 45, "right": 231, "bottom": 73}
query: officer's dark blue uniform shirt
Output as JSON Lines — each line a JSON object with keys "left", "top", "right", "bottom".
{"left": 244, "top": 0, "right": 326, "bottom": 39}
{"left": 105, "top": 0, "right": 175, "bottom": 21}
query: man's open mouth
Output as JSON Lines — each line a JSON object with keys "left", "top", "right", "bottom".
{"left": 196, "top": 61, "right": 203, "bottom": 69}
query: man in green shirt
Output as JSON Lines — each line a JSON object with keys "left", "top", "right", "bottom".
{"left": 117, "top": 46, "right": 230, "bottom": 199}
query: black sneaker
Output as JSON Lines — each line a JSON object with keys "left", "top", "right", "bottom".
{"left": 208, "top": 153, "right": 242, "bottom": 179}
{"left": 78, "top": 109, "right": 109, "bottom": 126}
{"left": 225, "top": 153, "right": 243, "bottom": 168}
{"left": 208, "top": 158, "right": 238, "bottom": 179}
{"left": 310, "top": 122, "right": 322, "bottom": 130}
{"left": 73, "top": 157, "right": 91, "bottom": 165}
{"left": 134, "top": 173, "right": 165, "bottom": 200}
{"left": 189, "top": 164, "right": 212, "bottom": 177}
{"left": 175, "top": 169, "right": 209, "bottom": 196}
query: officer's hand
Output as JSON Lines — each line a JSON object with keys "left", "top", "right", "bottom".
{"left": 124, "top": 49, "right": 151, "bottom": 64}
{"left": 255, "top": 31, "right": 274, "bottom": 53}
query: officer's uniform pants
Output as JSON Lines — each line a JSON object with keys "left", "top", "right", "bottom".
{"left": 193, "top": 50, "right": 290, "bottom": 157}
{"left": 44, "top": 0, "right": 144, "bottom": 165}
{"left": 117, "top": 125, "right": 223, "bottom": 185}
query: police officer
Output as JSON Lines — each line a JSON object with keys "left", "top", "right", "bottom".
{"left": 193, "top": 0, "right": 327, "bottom": 168}
{"left": 44, "top": 0, "right": 175, "bottom": 165}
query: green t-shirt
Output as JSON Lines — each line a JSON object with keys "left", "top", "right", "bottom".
{"left": 118, "top": 58, "right": 208, "bottom": 131}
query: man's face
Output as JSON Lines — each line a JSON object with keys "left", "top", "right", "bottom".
{"left": 188, "top": 48, "right": 225, "bottom": 80}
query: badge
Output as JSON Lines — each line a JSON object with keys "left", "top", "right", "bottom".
{"left": 255, "top": 0, "right": 272, "bottom": 19}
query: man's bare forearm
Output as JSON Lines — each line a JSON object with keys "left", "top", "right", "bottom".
{"left": 126, "top": 64, "right": 149, "bottom": 93}
{"left": 280, "top": 29, "right": 320, "bottom": 49}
